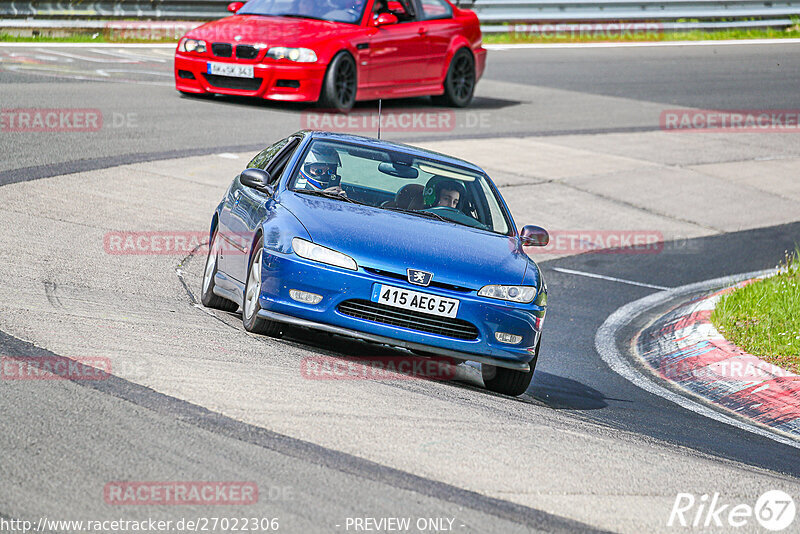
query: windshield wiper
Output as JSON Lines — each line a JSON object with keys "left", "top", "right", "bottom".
{"left": 295, "top": 189, "right": 369, "bottom": 206}
{"left": 381, "top": 206, "right": 451, "bottom": 224}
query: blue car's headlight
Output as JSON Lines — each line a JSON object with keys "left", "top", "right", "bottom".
{"left": 478, "top": 285, "right": 537, "bottom": 303}
{"left": 266, "top": 47, "right": 317, "bottom": 62}
{"left": 292, "top": 238, "right": 357, "bottom": 271}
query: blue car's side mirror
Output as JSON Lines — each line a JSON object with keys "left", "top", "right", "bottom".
{"left": 240, "top": 168, "right": 274, "bottom": 196}
{"left": 520, "top": 225, "right": 549, "bottom": 247}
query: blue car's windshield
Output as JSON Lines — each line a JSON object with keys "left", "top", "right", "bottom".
{"left": 237, "top": 0, "right": 367, "bottom": 24}
{"left": 289, "top": 140, "right": 513, "bottom": 235}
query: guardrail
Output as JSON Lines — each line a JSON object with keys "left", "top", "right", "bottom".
{"left": 0, "top": 1, "right": 229, "bottom": 19}
{"left": 468, "top": 0, "right": 800, "bottom": 22}
{"left": 0, "top": 0, "right": 798, "bottom": 29}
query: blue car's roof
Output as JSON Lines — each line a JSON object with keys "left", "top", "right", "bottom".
{"left": 300, "top": 130, "right": 486, "bottom": 175}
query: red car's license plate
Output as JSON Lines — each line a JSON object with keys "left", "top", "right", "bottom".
{"left": 206, "top": 62, "right": 254, "bottom": 79}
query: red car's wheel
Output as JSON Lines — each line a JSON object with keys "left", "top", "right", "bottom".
{"left": 319, "top": 52, "right": 357, "bottom": 112}
{"left": 433, "top": 48, "right": 475, "bottom": 108}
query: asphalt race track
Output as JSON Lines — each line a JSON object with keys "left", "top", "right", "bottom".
{"left": 1, "top": 42, "right": 800, "bottom": 533}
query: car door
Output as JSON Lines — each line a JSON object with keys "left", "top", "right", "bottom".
{"left": 414, "top": 0, "right": 457, "bottom": 80}
{"left": 364, "top": 0, "right": 437, "bottom": 90}
{"left": 220, "top": 137, "right": 297, "bottom": 282}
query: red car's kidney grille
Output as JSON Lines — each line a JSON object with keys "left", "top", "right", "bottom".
{"left": 236, "top": 45, "right": 259, "bottom": 60}
{"left": 203, "top": 74, "right": 262, "bottom": 91}
{"left": 337, "top": 299, "right": 479, "bottom": 340}
{"left": 211, "top": 42, "right": 233, "bottom": 57}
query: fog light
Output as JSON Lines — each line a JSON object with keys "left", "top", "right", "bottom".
{"left": 290, "top": 290, "right": 322, "bottom": 305}
{"left": 495, "top": 332, "right": 522, "bottom": 345}
{"left": 276, "top": 79, "right": 300, "bottom": 88}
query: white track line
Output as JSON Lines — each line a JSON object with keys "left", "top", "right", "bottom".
{"left": 486, "top": 38, "right": 800, "bottom": 50}
{"left": 595, "top": 268, "right": 800, "bottom": 450}
{"left": 552, "top": 267, "right": 672, "bottom": 291}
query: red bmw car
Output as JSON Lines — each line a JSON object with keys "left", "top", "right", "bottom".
{"left": 174, "top": 0, "right": 486, "bottom": 111}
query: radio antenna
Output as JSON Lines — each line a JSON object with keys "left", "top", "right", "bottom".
{"left": 377, "top": 99, "right": 382, "bottom": 140}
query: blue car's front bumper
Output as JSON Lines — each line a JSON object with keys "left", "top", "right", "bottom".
{"left": 256, "top": 249, "right": 545, "bottom": 370}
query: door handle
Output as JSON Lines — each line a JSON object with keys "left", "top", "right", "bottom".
{"left": 418, "top": 27, "right": 427, "bottom": 36}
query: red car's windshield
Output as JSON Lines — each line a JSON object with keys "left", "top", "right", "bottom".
{"left": 237, "top": 0, "right": 368, "bottom": 24}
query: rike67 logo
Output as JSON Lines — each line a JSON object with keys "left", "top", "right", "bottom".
{"left": 668, "top": 490, "right": 796, "bottom": 531}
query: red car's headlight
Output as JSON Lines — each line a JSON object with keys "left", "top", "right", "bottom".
{"left": 266, "top": 47, "right": 317, "bottom": 63}
{"left": 179, "top": 38, "right": 207, "bottom": 54}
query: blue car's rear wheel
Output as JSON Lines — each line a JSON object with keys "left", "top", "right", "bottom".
{"left": 482, "top": 337, "right": 539, "bottom": 397}
{"left": 242, "top": 238, "right": 282, "bottom": 337}
{"left": 201, "top": 228, "right": 237, "bottom": 312}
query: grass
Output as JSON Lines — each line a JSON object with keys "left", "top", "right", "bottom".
{"left": 483, "top": 23, "right": 800, "bottom": 44}
{"left": 712, "top": 249, "right": 800, "bottom": 375}
{"left": 2, "top": 21, "right": 800, "bottom": 44}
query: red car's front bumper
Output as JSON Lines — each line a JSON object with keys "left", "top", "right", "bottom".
{"left": 474, "top": 47, "right": 487, "bottom": 81}
{"left": 175, "top": 53, "right": 327, "bottom": 102}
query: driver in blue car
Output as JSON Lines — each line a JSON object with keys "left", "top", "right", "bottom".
{"left": 424, "top": 177, "right": 466, "bottom": 210}
{"left": 298, "top": 145, "right": 347, "bottom": 196}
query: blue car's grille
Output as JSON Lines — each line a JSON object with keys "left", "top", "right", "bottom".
{"left": 337, "top": 300, "right": 479, "bottom": 340}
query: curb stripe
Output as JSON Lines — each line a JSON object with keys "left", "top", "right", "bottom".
{"left": 595, "top": 268, "right": 800, "bottom": 450}
{"left": 638, "top": 279, "right": 800, "bottom": 437}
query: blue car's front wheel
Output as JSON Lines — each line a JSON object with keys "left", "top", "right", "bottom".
{"left": 482, "top": 337, "right": 539, "bottom": 397}
{"left": 242, "top": 239, "right": 282, "bottom": 338}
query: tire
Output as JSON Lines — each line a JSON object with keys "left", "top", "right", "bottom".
{"left": 179, "top": 90, "right": 211, "bottom": 98}
{"left": 201, "top": 228, "right": 238, "bottom": 312}
{"left": 432, "top": 48, "right": 476, "bottom": 108}
{"left": 242, "top": 237, "right": 282, "bottom": 337}
{"left": 482, "top": 337, "right": 540, "bottom": 396}
{"left": 318, "top": 52, "right": 357, "bottom": 112}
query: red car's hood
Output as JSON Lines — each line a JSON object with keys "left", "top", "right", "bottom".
{"left": 188, "top": 15, "right": 358, "bottom": 47}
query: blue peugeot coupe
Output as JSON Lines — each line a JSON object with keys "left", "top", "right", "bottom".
{"left": 201, "top": 131, "right": 549, "bottom": 396}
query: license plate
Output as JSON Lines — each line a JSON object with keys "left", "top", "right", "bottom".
{"left": 371, "top": 284, "right": 460, "bottom": 319}
{"left": 206, "top": 62, "right": 254, "bottom": 78}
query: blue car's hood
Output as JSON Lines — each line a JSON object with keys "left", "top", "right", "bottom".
{"left": 281, "top": 192, "right": 528, "bottom": 289}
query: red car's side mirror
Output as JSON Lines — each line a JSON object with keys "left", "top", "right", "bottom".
{"left": 374, "top": 13, "right": 399, "bottom": 26}
{"left": 228, "top": 2, "right": 245, "bottom": 13}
